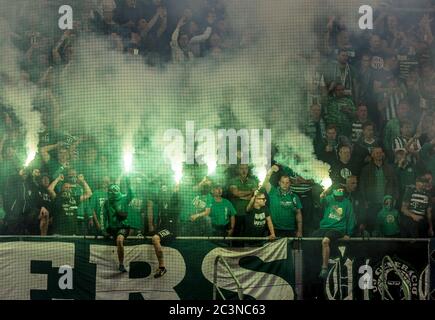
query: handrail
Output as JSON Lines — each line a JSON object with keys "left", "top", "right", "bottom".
{"left": 380, "top": 255, "right": 411, "bottom": 300}
{"left": 213, "top": 255, "right": 244, "bottom": 300}
{"left": 0, "top": 235, "right": 430, "bottom": 242}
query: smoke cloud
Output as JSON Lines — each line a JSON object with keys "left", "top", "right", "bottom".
{"left": 1, "top": 0, "right": 396, "bottom": 180}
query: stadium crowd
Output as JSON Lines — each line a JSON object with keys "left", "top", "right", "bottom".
{"left": 1, "top": 0, "right": 435, "bottom": 246}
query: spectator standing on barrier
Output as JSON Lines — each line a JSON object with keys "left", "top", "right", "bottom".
{"left": 400, "top": 175, "right": 434, "bottom": 238}
{"left": 375, "top": 195, "right": 400, "bottom": 238}
{"left": 228, "top": 164, "right": 259, "bottom": 238}
{"left": 104, "top": 183, "right": 132, "bottom": 273}
{"left": 150, "top": 181, "right": 180, "bottom": 278}
{"left": 48, "top": 173, "right": 92, "bottom": 236}
{"left": 243, "top": 190, "right": 276, "bottom": 246}
{"left": 314, "top": 187, "right": 356, "bottom": 279}
{"left": 209, "top": 183, "right": 236, "bottom": 237}
{"left": 359, "top": 146, "right": 398, "bottom": 235}
{"left": 263, "top": 165, "right": 303, "bottom": 237}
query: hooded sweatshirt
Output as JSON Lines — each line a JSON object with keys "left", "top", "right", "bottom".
{"left": 320, "top": 194, "right": 356, "bottom": 235}
{"left": 376, "top": 195, "right": 400, "bottom": 236}
{"left": 104, "top": 184, "right": 131, "bottom": 230}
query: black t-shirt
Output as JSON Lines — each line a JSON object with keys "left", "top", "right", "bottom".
{"left": 329, "top": 159, "right": 361, "bottom": 186}
{"left": 244, "top": 206, "right": 271, "bottom": 237}
{"left": 53, "top": 194, "right": 81, "bottom": 235}
{"left": 29, "top": 181, "right": 52, "bottom": 213}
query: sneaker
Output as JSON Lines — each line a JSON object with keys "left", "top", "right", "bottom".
{"left": 119, "top": 264, "right": 127, "bottom": 273}
{"left": 154, "top": 267, "right": 167, "bottom": 278}
{"left": 319, "top": 267, "right": 328, "bottom": 279}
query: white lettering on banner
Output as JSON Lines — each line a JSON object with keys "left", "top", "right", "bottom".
{"left": 201, "top": 238, "right": 294, "bottom": 300}
{"left": 358, "top": 5, "right": 373, "bottom": 30}
{"left": 90, "top": 244, "right": 186, "bottom": 300}
{"left": 58, "top": 5, "right": 73, "bottom": 30}
{"left": 0, "top": 242, "right": 74, "bottom": 300}
{"left": 58, "top": 265, "right": 73, "bottom": 289}
{"left": 418, "top": 266, "right": 429, "bottom": 300}
{"left": 358, "top": 264, "right": 374, "bottom": 290}
{"left": 326, "top": 246, "right": 354, "bottom": 300}
{"left": 372, "top": 259, "right": 419, "bottom": 300}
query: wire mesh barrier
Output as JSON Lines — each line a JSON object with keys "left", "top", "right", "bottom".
{"left": 2, "top": 0, "right": 435, "bottom": 305}
{"left": 0, "top": 236, "right": 432, "bottom": 300}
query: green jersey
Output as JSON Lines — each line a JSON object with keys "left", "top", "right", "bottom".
{"left": 268, "top": 186, "right": 302, "bottom": 231}
{"left": 210, "top": 197, "right": 236, "bottom": 226}
{"left": 376, "top": 208, "right": 400, "bottom": 236}
{"left": 180, "top": 188, "right": 213, "bottom": 222}
{"left": 320, "top": 195, "right": 356, "bottom": 235}
{"left": 228, "top": 176, "right": 259, "bottom": 216}
{"left": 104, "top": 195, "right": 131, "bottom": 230}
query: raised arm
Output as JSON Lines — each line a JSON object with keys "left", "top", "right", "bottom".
{"left": 156, "top": 7, "right": 167, "bottom": 38}
{"left": 78, "top": 174, "right": 92, "bottom": 201}
{"left": 263, "top": 165, "right": 280, "bottom": 194}
{"left": 40, "top": 142, "right": 61, "bottom": 164}
{"left": 48, "top": 174, "right": 64, "bottom": 199}
{"left": 189, "top": 26, "right": 212, "bottom": 44}
{"left": 246, "top": 190, "right": 258, "bottom": 212}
